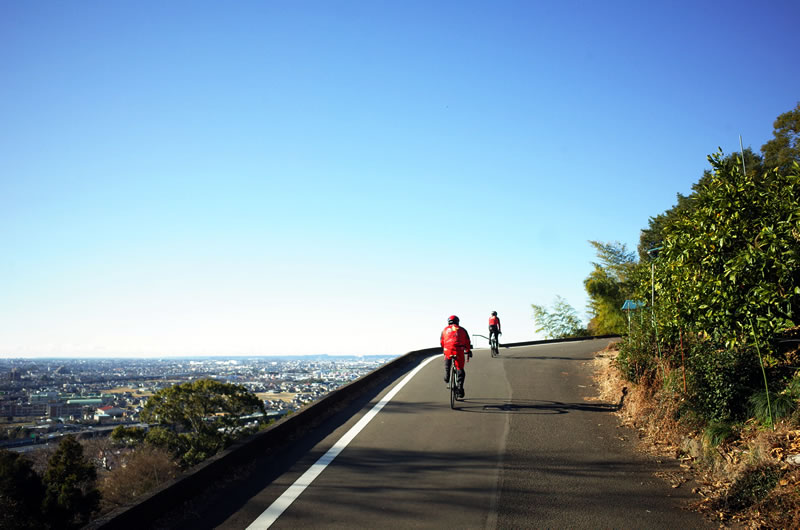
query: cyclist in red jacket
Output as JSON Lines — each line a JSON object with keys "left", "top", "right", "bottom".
{"left": 441, "top": 315, "right": 472, "bottom": 398}
{"left": 489, "top": 311, "right": 501, "bottom": 345}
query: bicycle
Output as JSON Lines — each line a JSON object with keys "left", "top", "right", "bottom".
{"left": 447, "top": 351, "right": 469, "bottom": 409}
{"left": 490, "top": 332, "right": 500, "bottom": 357}
{"left": 449, "top": 359, "right": 458, "bottom": 409}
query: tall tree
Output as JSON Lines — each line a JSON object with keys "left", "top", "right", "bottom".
{"left": 0, "top": 449, "right": 45, "bottom": 530}
{"left": 637, "top": 149, "right": 764, "bottom": 261}
{"left": 638, "top": 193, "right": 692, "bottom": 261}
{"left": 531, "top": 296, "right": 588, "bottom": 339}
{"left": 42, "top": 435, "right": 100, "bottom": 529}
{"left": 140, "top": 378, "right": 267, "bottom": 467}
{"left": 584, "top": 241, "right": 636, "bottom": 334}
{"left": 761, "top": 102, "right": 800, "bottom": 171}
{"left": 655, "top": 150, "right": 800, "bottom": 348}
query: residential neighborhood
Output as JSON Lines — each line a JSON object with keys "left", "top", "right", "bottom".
{"left": 0, "top": 355, "right": 393, "bottom": 449}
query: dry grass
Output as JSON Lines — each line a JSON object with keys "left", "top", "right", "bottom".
{"left": 593, "top": 344, "right": 800, "bottom": 528}
{"left": 256, "top": 391, "right": 297, "bottom": 403}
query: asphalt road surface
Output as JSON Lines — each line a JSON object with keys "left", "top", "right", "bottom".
{"left": 208, "top": 339, "right": 711, "bottom": 529}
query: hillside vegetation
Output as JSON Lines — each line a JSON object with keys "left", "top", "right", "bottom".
{"left": 589, "top": 102, "right": 800, "bottom": 527}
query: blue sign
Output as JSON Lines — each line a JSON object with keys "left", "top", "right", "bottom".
{"left": 621, "top": 300, "right": 644, "bottom": 310}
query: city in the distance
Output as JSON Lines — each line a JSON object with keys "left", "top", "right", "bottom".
{"left": 0, "top": 355, "right": 394, "bottom": 450}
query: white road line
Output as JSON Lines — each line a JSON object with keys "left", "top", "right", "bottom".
{"left": 246, "top": 354, "right": 439, "bottom": 529}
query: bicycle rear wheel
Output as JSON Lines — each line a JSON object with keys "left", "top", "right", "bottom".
{"left": 449, "top": 362, "right": 457, "bottom": 409}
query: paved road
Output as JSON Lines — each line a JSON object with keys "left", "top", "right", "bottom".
{"left": 210, "top": 339, "right": 711, "bottom": 529}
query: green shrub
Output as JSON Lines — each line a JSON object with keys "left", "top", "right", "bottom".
{"left": 703, "top": 421, "right": 734, "bottom": 447}
{"left": 686, "top": 345, "right": 759, "bottom": 422}
{"left": 748, "top": 390, "right": 798, "bottom": 426}
{"left": 616, "top": 320, "right": 660, "bottom": 383}
{"left": 721, "top": 464, "right": 782, "bottom": 511}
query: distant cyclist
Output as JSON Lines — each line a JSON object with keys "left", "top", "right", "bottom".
{"left": 489, "top": 311, "right": 502, "bottom": 346}
{"left": 441, "top": 315, "right": 472, "bottom": 398}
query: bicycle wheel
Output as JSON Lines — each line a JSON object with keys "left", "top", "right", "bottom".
{"left": 449, "top": 362, "right": 457, "bottom": 409}
{"left": 490, "top": 336, "right": 498, "bottom": 357}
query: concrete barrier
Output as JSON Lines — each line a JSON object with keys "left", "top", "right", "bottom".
{"left": 499, "top": 334, "right": 620, "bottom": 348}
{"left": 86, "top": 336, "right": 618, "bottom": 528}
{"left": 86, "top": 346, "right": 442, "bottom": 529}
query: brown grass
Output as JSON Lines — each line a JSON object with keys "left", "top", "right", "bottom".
{"left": 102, "top": 386, "right": 154, "bottom": 398}
{"left": 593, "top": 344, "right": 800, "bottom": 528}
{"left": 256, "top": 392, "right": 297, "bottom": 403}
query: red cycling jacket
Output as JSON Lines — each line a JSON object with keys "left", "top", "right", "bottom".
{"left": 489, "top": 315, "right": 501, "bottom": 330}
{"left": 441, "top": 324, "right": 471, "bottom": 356}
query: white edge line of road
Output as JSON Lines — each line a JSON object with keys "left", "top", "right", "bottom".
{"left": 246, "top": 354, "right": 440, "bottom": 530}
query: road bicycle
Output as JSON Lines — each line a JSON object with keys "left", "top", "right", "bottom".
{"left": 446, "top": 352, "right": 469, "bottom": 409}
{"left": 490, "top": 332, "right": 500, "bottom": 357}
{"left": 449, "top": 360, "right": 458, "bottom": 409}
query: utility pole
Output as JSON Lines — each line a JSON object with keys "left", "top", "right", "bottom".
{"left": 647, "top": 246, "right": 663, "bottom": 310}
{"left": 740, "top": 135, "right": 747, "bottom": 176}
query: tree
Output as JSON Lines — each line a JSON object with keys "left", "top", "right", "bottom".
{"left": 140, "top": 378, "right": 267, "bottom": 467}
{"left": 532, "top": 296, "right": 589, "bottom": 339}
{"left": 616, "top": 104, "right": 800, "bottom": 425}
{"left": 110, "top": 424, "right": 147, "bottom": 447}
{"left": 761, "top": 102, "right": 800, "bottom": 171}
{"left": 637, "top": 149, "right": 764, "bottom": 261}
{"left": 0, "top": 449, "right": 45, "bottom": 529}
{"left": 638, "top": 193, "right": 693, "bottom": 261}
{"left": 655, "top": 150, "right": 800, "bottom": 349}
{"left": 99, "top": 445, "right": 179, "bottom": 510}
{"left": 584, "top": 241, "right": 637, "bottom": 335}
{"left": 42, "top": 435, "right": 100, "bottom": 529}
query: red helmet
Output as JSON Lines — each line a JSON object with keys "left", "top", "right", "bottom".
{"left": 447, "top": 315, "right": 459, "bottom": 325}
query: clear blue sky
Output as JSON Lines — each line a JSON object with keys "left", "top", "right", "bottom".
{"left": 2, "top": 0, "right": 798, "bottom": 357}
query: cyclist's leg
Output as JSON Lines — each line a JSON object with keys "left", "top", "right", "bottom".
{"left": 454, "top": 352, "right": 466, "bottom": 397}
{"left": 444, "top": 355, "right": 452, "bottom": 383}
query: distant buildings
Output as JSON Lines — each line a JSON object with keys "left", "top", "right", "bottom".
{"left": 1, "top": 355, "right": 392, "bottom": 448}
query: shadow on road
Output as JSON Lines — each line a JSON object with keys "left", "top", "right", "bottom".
{"left": 497, "top": 354, "right": 595, "bottom": 361}
{"left": 207, "top": 445, "right": 710, "bottom": 529}
{"left": 453, "top": 397, "right": 621, "bottom": 414}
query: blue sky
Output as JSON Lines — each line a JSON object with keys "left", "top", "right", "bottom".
{"left": 2, "top": 0, "right": 798, "bottom": 357}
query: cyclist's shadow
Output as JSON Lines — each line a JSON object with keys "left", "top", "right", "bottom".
{"left": 454, "top": 397, "right": 620, "bottom": 414}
